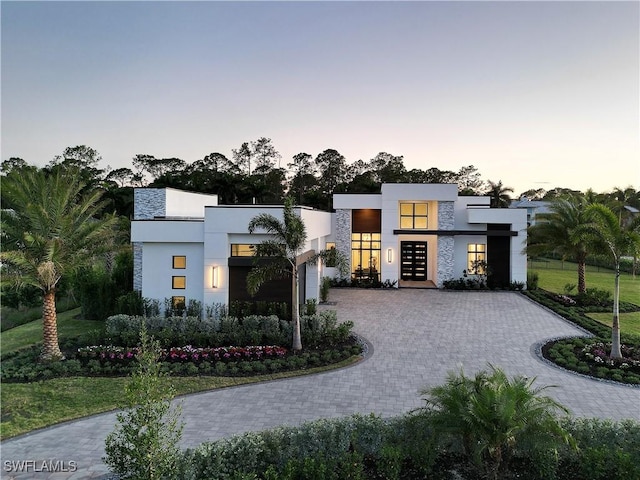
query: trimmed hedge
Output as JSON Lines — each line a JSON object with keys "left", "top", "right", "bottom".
{"left": 175, "top": 414, "right": 640, "bottom": 480}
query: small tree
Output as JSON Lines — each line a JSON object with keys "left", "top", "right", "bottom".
{"left": 104, "top": 324, "right": 184, "bottom": 480}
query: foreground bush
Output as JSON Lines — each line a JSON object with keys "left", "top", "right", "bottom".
{"left": 174, "top": 413, "right": 639, "bottom": 480}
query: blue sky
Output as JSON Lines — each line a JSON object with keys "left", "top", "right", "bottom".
{"left": 2, "top": 1, "right": 638, "bottom": 195}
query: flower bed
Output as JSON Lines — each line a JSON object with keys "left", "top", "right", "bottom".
{"left": 77, "top": 344, "right": 287, "bottom": 363}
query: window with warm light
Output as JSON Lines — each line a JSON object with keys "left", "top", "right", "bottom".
{"left": 230, "top": 244, "right": 256, "bottom": 256}
{"left": 172, "top": 276, "right": 186, "bottom": 289}
{"left": 172, "top": 256, "right": 186, "bottom": 269}
{"left": 399, "top": 203, "right": 428, "bottom": 229}
{"left": 467, "top": 244, "right": 486, "bottom": 274}
{"left": 325, "top": 242, "right": 336, "bottom": 267}
{"left": 171, "top": 296, "right": 185, "bottom": 311}
{"left": 351, "top": 233, "right": 381, "bottom": 279}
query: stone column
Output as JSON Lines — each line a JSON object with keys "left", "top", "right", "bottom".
{"left": 335, "top": 209, "right": 352, "bottom": 280}
{"left": 436, "top": 201, "right": 455, "bottom": 287}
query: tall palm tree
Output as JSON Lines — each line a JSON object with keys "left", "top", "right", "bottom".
{"left": 247, "top": 198, "right": 308, "bottom": 351}
{"left": 527, "top": 196, "right": 592, "bottom": 293}
{"left": 485, "top": 180, "right": 514, "bottom": 208}
{"left": 577, "top": 204, "right": 640, "bottom": 359}
{"left": 1, "top": 168, "right": 117, "bottom": 360}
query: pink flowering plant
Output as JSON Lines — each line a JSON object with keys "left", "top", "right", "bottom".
{"left": 581, "top": 342, "right": 640, "bottom": 371}
{"left": 77, "top": 344, "right": 287, "bottom": 364}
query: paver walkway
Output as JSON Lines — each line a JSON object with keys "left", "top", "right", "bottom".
{"left": 2, "top": 290, "right": 639, "bottom": 479}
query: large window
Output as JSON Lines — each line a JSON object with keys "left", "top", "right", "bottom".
{"left": 351, "top": 233, "right": 380, "bottom": 279}
{"left": 231, "top": 244, "right": 256, "bottom": 257}
{"left": 467, "top": 244, "right": 486, "bottom": 274}
{"left": 172, "top": 255, "right": 186, "bottom": 269}
{"left": 400, "top": 203, "right": 428, "bottom": 229}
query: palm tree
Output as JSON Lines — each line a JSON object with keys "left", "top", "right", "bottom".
{"left": 527, "top": 196, "right": 592, "bottom": 293}
{"left": 247, "top": 198, "right": 308, "bottom": 351}
{"left": 420, "top": 365, "right": 573, "bottom": 480}
{"left": 577, "top": 204, "right": 640, "bottom": 359}
{"left": 1, "top": 168, "right": 117, "bottom": 360}
{"left": 485, "top": 180, "right": 514, "bottom": 208}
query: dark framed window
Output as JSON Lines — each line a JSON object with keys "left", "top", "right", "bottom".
{"left": 171, "top": 296, "right": 186, "bottom": 313}
{"left": 172, "top": 276, "right": 186, "bottom": 289}
{"left": 173, "top": 256, "right": 186, "bottom": 269}
{"left": 351, "top": 233, "right": 380, "bottom": 278}
{"left": 230, "top": 244, "right": 256, "bottom": 257}
{"left": 399, "top": 203, "right": 428, "bottom": 229}
{"left": 467, "top": 244, "right": 486, "bottom": 274}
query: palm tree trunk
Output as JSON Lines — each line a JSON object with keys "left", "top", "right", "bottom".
{"left": 41, "top": 289, "right": 64, "bottom": 361}
{"left": 291, "top": 267, "right": 302, "bottom": 351}
{"left": 610, "top": 264, "right": 622, "bottom": 359}
{"left": 577, "top": 254, "right": 587, "bottom": 294}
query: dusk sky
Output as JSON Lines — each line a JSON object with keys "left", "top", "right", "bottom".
{"left": 2, "top": 1, "right": 638, "bottom": 196}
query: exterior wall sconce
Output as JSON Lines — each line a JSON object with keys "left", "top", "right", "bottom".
{"left": 387, "top": 248, "right": 393, "bottom": 264}
{"left": 211, "top": 266, "right": 219, "bottom": 288}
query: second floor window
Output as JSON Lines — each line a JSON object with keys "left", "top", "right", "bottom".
{"left": 400, "top": 203, "right": 428, "bottom": 229}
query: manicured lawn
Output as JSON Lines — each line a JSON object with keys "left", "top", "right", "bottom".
{"left": 1, "top": 308, "right": 103, "bottom": 357}
{"left": 530, "top": 259, "right": 640, "bottom": 306}
{"left": 0, "top": 358, "right": 360, "bottom": 440}
{"left": 586, "top": 311, "right": 640, "bottom": 337}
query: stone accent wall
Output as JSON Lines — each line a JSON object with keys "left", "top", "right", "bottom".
{"left": 134, "top": 189, "right": 166, "bottom": 220}
{"left": 436, "top": 201, "right": 455, "bottom": 287}
{"left": 437, "top": 201, "right": 455, "bottom": 230}
{"left": 133, "top": 242, "right": 143, "bottom": 291}
{"left": 335, "top": 209, "right": 351, "bottom": 280}
{"left": 436, "top": 236, "right": 455, "bottom": 287}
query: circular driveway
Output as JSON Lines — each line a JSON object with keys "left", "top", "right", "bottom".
{"left": 2, "top": 289, "right": 639, "bottom": 479}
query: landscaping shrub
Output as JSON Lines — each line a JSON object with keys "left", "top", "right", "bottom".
{"left": 173, "top": 411, "right": 640, "bottom": 480}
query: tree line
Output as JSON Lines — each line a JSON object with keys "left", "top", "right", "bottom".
{"left": 5, "top": 139, "right": 637, "bottom": 216}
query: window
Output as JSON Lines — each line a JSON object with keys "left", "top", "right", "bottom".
{"left": 173, "top": 256, "right": 186, "bottom": 269}
{"left": 172, "top": 276, "right": 186, "bottom": 289}
{"left": 325, "top": 242, "right": 336, "bottom": 267}
{"left": 467, "top": 244, "right": 486, "bottom": 274}
{"left": 399, "top": 203, "right": 428, "bottom": 229}
{"left": 231, "top": 244, "right": 256, "bottom": 257}
{"left": 351, "top": 233, "right": 381, "bottom": 278}
{"left": 171, "top": 296, "right": 186, "bottom": 313}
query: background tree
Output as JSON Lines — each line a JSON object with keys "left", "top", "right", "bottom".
{"left": 315, "top": 149, "right": 349, "bottom": 210}
{"left": 455, "top": 165, "right": 485, "bottom": 195}
{"left": 485, "top": 180, "right": 514, "bottom": 208}
{"left": 577, "top": 204, "right": 640, "bottom": 359}
{"left": 287, "top": 152, "right": 317, "bottom": 204}
{"left": 1, "top": 167, "right": 118, "bottom": 360}
{"left": 246, "top": 198, "right": 308, "bottom": 351}
{"left": 527, "top": 196, "right": 592, "bottom": 293}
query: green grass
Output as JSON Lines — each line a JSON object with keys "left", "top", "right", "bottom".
{"left": 530, "top": 258, "right": 640, "bottom": 306}
{"left": 0, "top": 308, "right": 362, "bottom": 439}
{"left": 1, "top": 308, "right": 103, "bottom": 357}
{"left": 0, "top": 357, "right": 361, "bottom": 440}
{"left": 586, "top": 311, "right": 640, "bottom": 337}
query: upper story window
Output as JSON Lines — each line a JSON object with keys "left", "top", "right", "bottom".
{"left": 172, "top": 276, "right": 186, "bottom": 289}
{"left": 400, "top": 203, "right": 428, "bottom": 229}
{"left": 231, "top": 244, "right": 256, "bottom": 257}
{"left": 172, "top": 255, "right": 186, "bottom": 269}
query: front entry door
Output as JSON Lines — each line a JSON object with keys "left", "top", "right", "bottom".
{"left": 400, "top": 241, "right": 427, "bottom": 281}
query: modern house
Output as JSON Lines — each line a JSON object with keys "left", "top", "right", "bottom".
{"left": 131, "top": 184, "right": 528, "bottom": 310}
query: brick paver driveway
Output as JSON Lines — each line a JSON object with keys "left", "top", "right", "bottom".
{"left": 2, "top": 289, "right": 639, "bottom": 479}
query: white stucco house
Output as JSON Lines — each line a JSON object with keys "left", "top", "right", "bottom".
{"left": 131, "top": 184, "right": 527, "bottom": 310}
